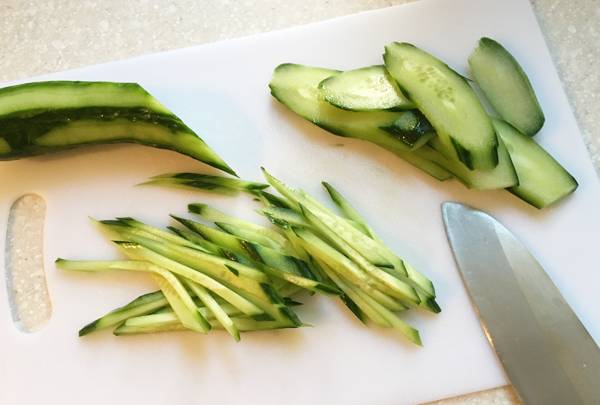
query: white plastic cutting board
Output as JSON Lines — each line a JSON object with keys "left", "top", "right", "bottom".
{"left": 2, "top": 0, "right": 599, "bottom": 404}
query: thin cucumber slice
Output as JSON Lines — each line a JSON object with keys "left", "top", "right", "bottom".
{"left": 269, "top": 63, "right": 452, "bottom": 181}
{"left": 116, "top": 238, "right": 300, "bottom": 325}
{"left": 77, "top": 291, "right": 168, "bottom": 336}
{"left": 183, "top": 279, "right": 240, "bottom": 341}
{"left": 492, "top": 119, "right": 578, "bottom": 208}
{"left": 56, "top": 259, "right": 210, "bottom": 333}
{"left": 254, "top": 190, "right": 293, "bottom": 209}
{"left": 259, "top": 206, "right": 311, "bottom": 229}
{"left": 140, "top": 172, "right": 267, "bottom": 195}
{"left": 110, "top": 221, "right": 268, "bottom": 282}
{"left": 318, "top": 260, "right": 390, "bottom": 327}
{"left": 425, "top": 134, "right": 518, "bottom": 190}
{"left": 299, "top": 207, "right": 420, "bottom": 305}
{"left": 318, "top": 65, "right": 414, "bottom": 111}
{"left": 0, "top": 81, "right": 235, "bottom": 175}
{"left": 113, "top": 242, "right": 265, "bottom": 317}
{"left": 262, "top": 169, "right": 396, "bottom": 267}
{"left": 469, "top": 38, "right": 544, "bottom": 136}
{"left": 188, "top": 203, "right": 289, "bottom": 250}
{"left": 108, "top": 217, "right": 201, "bottom": 250}
{"left": 384, "top": 42, "right": 498, "bottom": 170}
{"left": 323, "top": 181, "right": 437, "bottom": 301}
{"left": 171, "top": 216, "right": 339, "bottom": 295}
{"left": 114, "top": 313, "right": 299, "bottom": 335}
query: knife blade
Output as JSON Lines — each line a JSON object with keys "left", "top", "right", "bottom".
{"left": 442, "top": 202, "right": 600, "bottom": 405}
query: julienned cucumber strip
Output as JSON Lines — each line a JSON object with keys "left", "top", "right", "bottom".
{"left": 383, "top": 42, "right": 498, "bottom": 171}
{"left": 182, "top": 278, "right": 240, "bottom": 341}
{"left": 318, "top": 65, "right": 414, "bottom": 112}
{"left": 56, "top": 259, "right": 211, "bottom": 333}
{"left": 77, "top": 291, "right": 168, "bottom": 336}
{"left": 188, "top": 203, "right": 290, "bottom": 250}
{"left": 469, "top": 38, "right": 545, "bottom": 136}
{"left": 114, "top": 312, "right": 299, "bottom": 335}
{"left": 492, "top": 119, "right": 578, "bottom": 208}
{"left": 269, "top": 63, "right": 452, "bottom": 181}
{"left": 0, "top": 81, "right": 236, "bottom": 175}
{"left": 140, "top": 172, "right": 268, "bottom": 195}
{"left": 171, "top": 215, "right": 329, "bottom": 289}
{"left": 321, "top": 181, "right": 437, "bottom": 301}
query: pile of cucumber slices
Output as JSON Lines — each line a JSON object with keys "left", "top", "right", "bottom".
{"left": 270, "top": 37, "right": 577, "bottom": 209}
{"left": 57, "top": 169, "right": 438, "bottom": 345}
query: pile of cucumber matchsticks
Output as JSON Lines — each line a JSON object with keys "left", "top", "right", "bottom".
{"left": 57, "top": 169, "right": 438, "bottom": 345}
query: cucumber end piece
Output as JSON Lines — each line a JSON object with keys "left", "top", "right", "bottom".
{"left": 78, "top": 319, "right": 100, "bottom": 337}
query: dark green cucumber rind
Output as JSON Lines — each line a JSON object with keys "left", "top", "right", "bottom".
{"left": 0, "top": 81, "right": 170, "bottom": 118}
{"left": 492, "top": 119, "right": 578, "bottom": 208}
{"left": 340, "top": 294, "right": 366, "bottom": 324}
{"left": 383, "top": 42, "right": 498, "bottom": 171}
{"left": 379, "top": 109, "right": 436, "bottom": 149}
{"left": 269, "top": 63, "right": 452, "bottom": 181}
{"left": 469, "top": 38, "right": 545, "bottom": 136}
{"left": 318, "top": 65, "right": 414, "bottom": 112}
{"left": 77, "top": 290, "right": 168, "bottom": 336}
{"left": 0, "top": 107, "right": 236, "bottom": 176}
{"left": 254, "top": 190, "right": 293, "bottom": 209}
{"left": 142, "top": 172, "right": 268, "bottom": 194}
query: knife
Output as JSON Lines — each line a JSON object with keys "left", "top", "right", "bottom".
{"left": 442, "top": 202, "right": 600, "bottom": 405}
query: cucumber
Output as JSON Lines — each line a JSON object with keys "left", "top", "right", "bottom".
{"left": 56, "top": 259, "right": 211, "bottom": 333}
{"left": 269, "top": 63, "right": 452, "bottom": 181}
{"left": 469, "top": 38, "right": 545, "bottom": 136}
{"left": 425, "top": 133, "right": 518, "bottom": 190}
{"left": 384, "top": 42, "right": 498, "bottom": 170}
{"left": 182, "top": 279, "right": 240, "bottom": 341}
{"left": 170, "top": 216, "right": 340, "bottom": 295}
{"left": 318, "top": 65, "right": 414, "bottom": 111}
{"left": 0, "top": 81, "right": 235, "bottom": 175}
{"left": 77, "top": 291, "right": 168, "bottom": 336}
{"left": 114, "top": 313, "right": 299, "bottom": 335}
{"left": 492, "top": 119, "right": 578, "bottom": 208}
{"left": 379, "top": 110, "right": 436, "bottom": 150}
{"left": 140, "top": 172, "right": 268, "bottom": 195}
{"left": 188, "top": 203, "right": 290, "bottom": 250}
{"left": 116, "top": 238, "right": 301, "bottom": 325}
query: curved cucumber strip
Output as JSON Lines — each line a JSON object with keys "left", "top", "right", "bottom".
{"left": 269, "top": 63, "right": 452, "bottom": 181}
{"left": 470, "top": 38, "right": 544, "bottom": 136}
{"left": 492, "top": 119, "right": 577, "bottom": 208}
{"left": 0, "top": 81, "right": 235, "bottom": 175}
{"left": 318, "top": 65, "right": 414, "bottom": 111}
{"left": 384, "top": 42, "right": 498, "bottom": 170}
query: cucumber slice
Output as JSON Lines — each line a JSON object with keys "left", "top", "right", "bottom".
{"left": 318, "top": 65, "right": 414, "bottom": 111}
{"left": 140, "top": 172, "right": 268, "bottom": 195}
{"left": 171, "top": 216, "right": 339, "bottom": 295}
{"left": 269, "top": 63, "right": 452, "bottom": 181}
{"left": 188, "top": 203, "right": 290, "bottom": 250}
{"left": 492, "top": 119, "right": 578, "bottom": 208}
{"left": 0, "top": 81, "right": 235, "bottom": 175}
{"left": 384, "top": 42, "right": 498, "bottom": 170}
{"left": 56, "top": 259, "right": 211, "bottom": 333}
{"left": 114, "top": 313, "right": 299, "bottom": 335}
{"left": 379, "top": 110, "right": 436, "bottom": 150}
{"left": 425, "top": 133, "right": 518, "bottom": 190}
{"left": 182, "top": 279, "right": 240, "bottom": 341}
{"left": 469, "top": 38, "right": 545, "bottom": 136}
{"left": 76, "top": 291, "right": 168, "bottom": 336}
{"left": 117, "top": 237, "right": 300, "bottom": 325}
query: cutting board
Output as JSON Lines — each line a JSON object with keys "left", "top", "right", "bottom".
{"left": 2, "top": 0, "right": 599, "bottom": 404}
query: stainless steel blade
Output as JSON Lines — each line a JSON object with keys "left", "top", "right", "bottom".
{"left": 442, "top": 202, "right": 600, "bottom": 405}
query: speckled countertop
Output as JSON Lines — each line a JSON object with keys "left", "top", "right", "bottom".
{"left": 1, "top": 1, "right": 598, "bottom": 404}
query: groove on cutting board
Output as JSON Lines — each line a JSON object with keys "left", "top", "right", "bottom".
{"left": 4, "top": 193, "right": 52, "bottom": 332}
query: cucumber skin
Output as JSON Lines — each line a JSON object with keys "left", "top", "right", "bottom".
{"left": 383, "top": 42, "right": 498, "bottom": 171}
{"left": 469, "top": 38, "right": 545, "bottom": 137}
{"left": 0, "top": 81, "right": 235, "bottom": 175}
{"left": 493, "top": 119, "right": 577, "bottom": 208}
